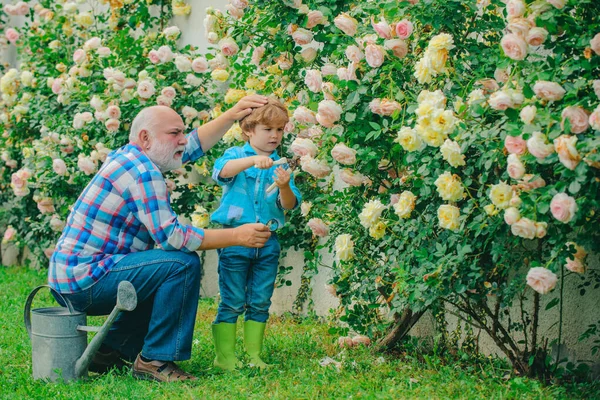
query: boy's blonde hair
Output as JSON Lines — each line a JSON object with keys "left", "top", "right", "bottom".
{"left": 239, "top": 98, "right": 289, "bottom": 140}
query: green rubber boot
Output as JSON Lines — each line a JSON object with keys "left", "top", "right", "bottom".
{"left": 244, "top": 320, "right": 269, "bottom": 369}
{"left": 212, "top": 322, "right": 239, "bottom": 371}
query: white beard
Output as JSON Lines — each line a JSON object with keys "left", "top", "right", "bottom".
{"left": 147, "top": 145, "right": 183, "bottom": 173}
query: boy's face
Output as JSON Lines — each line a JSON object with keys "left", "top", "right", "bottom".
{"left": 246, "top": 123, "right": 285, "bottom": 156}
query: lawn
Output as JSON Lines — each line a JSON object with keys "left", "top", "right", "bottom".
{"left": 0, "top": 266, "right": 597, "bottom": 400}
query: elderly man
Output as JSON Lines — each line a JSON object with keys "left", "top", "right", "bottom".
{"left": 48, "top": 95, "right": 271, "bottom": 382}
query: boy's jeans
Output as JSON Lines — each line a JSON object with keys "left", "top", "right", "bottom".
{"left": 215, "top": 234, "right": 280, "bottom": 324}
{"left": 55, "top": 249, "right": 201, "bottom": 361}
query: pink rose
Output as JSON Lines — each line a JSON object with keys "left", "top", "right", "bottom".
{"left": 219, "top": 38, "right": 240, "bottom": 56}
{"left": 526, "top": 267, "right": 558, "bottom": 294}
{"left": 191, "top": 57, "right": 209, "bottom": 73}
{"left": 225, "top": 4, "right": 244, "bottom": 19}
{"left": 156, "top": 95, "right": 173, "bottom": 106}
{"left": 291, "top": 138, "right": 318, "bottom": 157}
{"left": 365, "top": 44, "right": 385, "bottom": 68}
{"left": 511, "top": 217, "right": 536, "bottom": 239}
{"left": 561, "top": 106, "right": 589, "bottom": 134}
{"left": 137, "top": 80, "right": 155, "bottom": 99}
{"left": 307, "top": 218, "right": 329, "bottom": 237}
{"left": 106, "top": 105, "right": 121, "bottom": 120}
{"left": 547, "top": 0, "right": 565, "bottom": 9}
{"left": 526, "top": 27, "right": 548, "bottom": 46}
{"left": 51, "top": 78, "right": 63, "bottom": 95}
{"left": 535, "top": 222, "right": 547, "bottom": 239}
{"left": 78, "top": 156, "right": 97, "bottom": 175}
{"left": 292, "top": 28, "right": 313, "bottom": 46}
{"left": 73, "top": 49, "right": 86, "bottom": 64}
{"left": 3, "top": 226, "right": 16, "bottom": 242}
{"left": 300, "top": 155, "right": 331, "bottom": 178}
{"left": 157, "top": 45, "right": 174, "bottom": 63}
{"left": 84, "top": 37, "right": 101, "bottom": 51}
{"left": 306, "top": 10, "right": 325, "bottom": 29}
{"left": 316, "top": 100, "right": 342, "bottom": 128}
{"left": 230, "top": 0, "right": 248, "bottom": 10}
{"left": 331, "top": 143, "right": 357, "bottom": 165}
{"left": 550, "top": 192, "right": 577, "bottom": 223}
{"left": 504, "top": 207, "right": 520, "bottom": 225}
{"left": 533, "top": 81, "right": 566, "bottom": 101}
{"left": 293, "top": 106, "right": 317, "bottom": 125}
{"left": 251, "top": 46, "right": 265, "bottom": 66}
{"left": 321, "top": 64, "right": 337, "bottom": 76}
{"left": 37, "top": 198, "right": 55, "bottom": 214}
{"left": 105, "top": 119, "right": 120, "bottom": 133}
{"left": 6, "top": 28, "right": 19, "bottom": 44}
{"left": 52, "top": 158, "right": 67, "bottom": 176}
{"left": 337, "top": 64, "right": 357, "bottom": 82}
{"left": 504, "top": 135, "right": 526, "bottom": 155}
{"left": 148, "top": 50, "right": 160, "bottom": 64}
{"left": 334, "top": 13, "right": 358, "bottom": 36}
{"left": 518, "top": 174, "right": 546, "bottom": 191}
{"left": 589, "top": 107, "right": 600, "bottom": 131}
{"left": 500, "top": 33, "right": 527, "bottom": 61}
{"left": 384, "top": 39, "right": 408, "bottom": 59}
{"left": 371, "top": 17, "right": 392, "bottom": 39}
{"left": 340, "top": 169, "right": 367, "bottom": 187}
{"left": 345, "top": 45, "right": 364, "bottom": 63}
{"left": 477, "top": 79, "right": 499, "bottom": 94}
{"left": 507, "top": 18, "right": 532, "bottom": 38}
{"left": 304, "top": 70, "right": 322, "bottom": 93}
{"left": 520, "top": 105, "right": 537, "bottom": 125}
{"left": 593, "top": 80, "right": 600, "bottom": 99}
{"left": 322, "top": 82, "right": 336, "bottom": 100}
{"left": 507, "top": 154, "right": 525, "bottom": 179}
{"left": 161, "top": 86, "right": 177, "bottom": 99}
{"left": 97, "top": 47, "right": 111, "bottom": 57}
{"left": 489, "top": 91, "right": 514, "bottom": 110}
{"left": 566, "top": 258, "right": 585, "bottom": 274}
{"left": 395, "top": 19, "right": 413, "bottom": 39}
{"left": 553, "top": 134, "right": 580, "bottom": 170}
{"left": 494, "top": 68, "right": 510, "bottom": 84}
{"left": 369, "top": 98, "right": 402, "bottom": 116}
{"left": 526, "top": 132, "right": 554, "bottom": 159}
{"left": 300, "top": 47, "right": 318, "bottom": 63}
{"left": 591, "top": 33, "right": 600, "bottom": 56}
{"left": 506, "top": 0, "right": 526, "bottom": 19}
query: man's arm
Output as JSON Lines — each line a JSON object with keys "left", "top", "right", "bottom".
{"left": 199, "top": 224, "right": 271, "bottom": 250}
{"left": 196, "top": 95, "right": 268, "bottom": 152}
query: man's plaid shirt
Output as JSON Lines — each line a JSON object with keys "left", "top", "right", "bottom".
{"left": 48, "top": 130, "right": 205, "bottom": 294}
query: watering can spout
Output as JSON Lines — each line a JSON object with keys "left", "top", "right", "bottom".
{"left": 74, "top": 281, "right": 137, "bottom": 378}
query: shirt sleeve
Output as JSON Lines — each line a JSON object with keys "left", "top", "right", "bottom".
{"left": 182, "top": 128, "right": 205, "bottom": 164}
{"left": 124, "top": 169, "right": 205, "bottom": 252}
{"left": 211, "top": 147, "right": 240, "bottom": 185}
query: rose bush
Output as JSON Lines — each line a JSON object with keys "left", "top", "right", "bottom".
{"left": 1, "top": 0, "right": 599, "bottom": 378}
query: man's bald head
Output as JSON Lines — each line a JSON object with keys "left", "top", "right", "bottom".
{"left": 129, "top": 106, "right": 181, "bottom": 144}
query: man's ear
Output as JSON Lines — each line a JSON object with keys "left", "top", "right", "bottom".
{"left": 138, "top": 129, "right": 151, "bottom": 150}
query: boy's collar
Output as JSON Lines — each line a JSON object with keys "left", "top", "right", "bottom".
{"left": 242, "top": 142, "right": 279, "bottom": 159}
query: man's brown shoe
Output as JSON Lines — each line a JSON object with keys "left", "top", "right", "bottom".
{"left": 132, "top": 355, "right": 198, "bottom": 382}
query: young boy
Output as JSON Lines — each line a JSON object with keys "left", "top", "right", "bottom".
{"left": 210, "top": 98, "right": 302, "bottom": 370}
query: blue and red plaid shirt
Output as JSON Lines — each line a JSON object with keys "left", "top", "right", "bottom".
{"left": 48, "top": 129, "right": 205, "bottom": 294}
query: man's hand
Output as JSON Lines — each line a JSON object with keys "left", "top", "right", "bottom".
{"left": 225, "top": 95, "right": 269, "bottom": 122}
{"left": 233, "top": 223, "right": 271, "bottom": 247}
{"left": 254, "top": 155, "right": 273, "bottom": 169}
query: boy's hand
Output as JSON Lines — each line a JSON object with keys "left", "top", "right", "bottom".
{"left": 273, "top": 166, "right": 291, "bottom": 188}
{"left": 254, "top": 155, "right": 273, "bottom": 169}
{"left": 225, "top": 95, "right": 269, "bottom": 121}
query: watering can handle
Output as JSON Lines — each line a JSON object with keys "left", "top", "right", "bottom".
{"left": 24, "top": 285, "right": 76, "bottom": 340}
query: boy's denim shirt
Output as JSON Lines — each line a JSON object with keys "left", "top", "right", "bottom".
{"left": 210, "top": 142, "right": 302, "bottom": 228}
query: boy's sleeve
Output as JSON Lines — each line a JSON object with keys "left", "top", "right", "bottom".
{"left": 212, "top": 147, "right": 239, "bottom": 185}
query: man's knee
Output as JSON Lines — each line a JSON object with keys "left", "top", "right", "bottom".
{"left": 175, "top": 251, "right": 202, "bottom": 276}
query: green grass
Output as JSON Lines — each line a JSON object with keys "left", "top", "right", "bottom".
{"left": 0, "top": 267, "right": 597, "bottom": 400}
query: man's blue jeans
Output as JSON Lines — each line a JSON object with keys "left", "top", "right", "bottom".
{"left": 56, "top": 249, "right": 201, "bottom": 361}
{"left": 215, "top": 234, "right": 280, "bottom": 324}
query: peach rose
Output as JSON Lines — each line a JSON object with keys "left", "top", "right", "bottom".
{"left": 6, "top": 28, "right": 19, "bottom": 44}
{"left": 306, "top": 10, "right": 325, "bottom": 29}
{"left": 384, "top": 39, "right": 408, "bottom": 59}
{"left": 292, "top": 28, "right": 313, "bottom": 46}
{"left": 53, "top": 158, "right": 67, "bottom": 175}
{"left": 300, "top": 47, "right": 318, "bottom": 63}
{"left": 506, "top": 0, "right": 526, "bottom": 19}
{"left": 84, "top": 37, "right": 101, "bottom": 50}
{"left": 533, "top": 81, "right": 566, "bottom": 101}
{"left": 526, "top": 267, "right": 557, "bottom": 294}
{"left": 37, "top": 198, "right": 55, "bottom": 214}
{"left": 331, "top": 143, "right": 357, "bottom": 165}
{"left": 97, "top": 47, "right": 111, "bottom": 57}
{"left": 520, "top": 105, "right": 537, "bottom": 124}
{"left": 504, "top": 207, "right": 520, "bottom": 225}
{"left": 518, "top": 174, "right": 546, "bottom": 191}
{"left": 547, "top": 0, "right": 565, "bottom": 9}
{"left": 589, "top": 106, "right": 600, "bottom": 131}
{"left": 340, "top": 169, "right": 367, "bottom": 186}
{"left": 334, "top": 13, "right": 358, "bottom": 36}
{"left": 371, "top": 17, "right": 392, "bottom": 39}
{"left": 105, "top": 119, "right": 120, "bottom": 133}
{"left": 505, "top": 135, "right": 527, "bottom": 155}
{"left": 365, "top": 44, "right": 385, "bottom": 68}
{"left": 219, "top": 38, "right": 240, "bottom": 56}
{"left": 251, "top": 46, "right": 265, "bottom": 66}
{"left": 293, "top": 106, "right": 317, "bottom": 124}
{"left": 535, "top": 222, "right": 547, "bottom": 239}
{"left": 307, "top": 218, "right": 329, "bottom": 237}
{"left": 2, "top": 226, "right": 16, "bottom": 243}
{"left": 591, "top": 33, "right": 600, "bottom": 56}
{"left": 321, "top": 63, "right": 337, "bottom": 76}
{"left": 526, "top": 132, "right": 554, "bottom": 159}
{"left": 488, "top": 91, "right": 514, "bottom": 110}
{"left": 501, "top": 33, "right": 527, "bottom": 60}
{"left": 395, "top": 19, "right": 413, "bottom": 39}
{"left": 345, "top": 45, "right": 364, "bottom": 63}
{"left": 553, "top": 134, "right": 580, "bottom": 170}
{"left": 300, "top": 155, "right": 331, "bottom": 178}
{"left": 550, "top": 192, "right": 577, "bottom": 223}
{"left": 50, "top": 215, "right": 65, "bottom": 232}
{"left": 527, "top": 27, "right": 548, "bottom": 46}
{"left": 73, "top": 49, "right": 86, "bottom": 64}
{"left": 106, "top": 105, "right": 121, "bottom": 120}
{"left": 304, "top": 70, "right": 322, "bottom": 93}
{"left": 511, "top": 217, "right": 536, "bottom": 239}
{"left": 561, "top": 106, "right": 589, "bottom": 134}
{"left": 291, "top": 138, "right": 318, "bottom": 158}
{"left": 316, "top": 100, "right": 342, "bottom": 128}
{"left": 191, "top": 57, "right": 209, "bottom": 73}
{"left": 369, "top": 98, "right": 402, "bottom": 116}
{"left": 507, "top": 154, "right": 525, "bottom": 179}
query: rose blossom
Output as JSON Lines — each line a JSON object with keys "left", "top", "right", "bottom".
{"left": 561, "top": 106, "right": 589, "bottom": 134}
{"left": 148, "top": 50, "right": 160, "bottom": 64}
{"left": 518, "top": 174, "right": 546, "bottom": 191}
{"left": 505, "top": 135, "right": 527, "bottom": 155}
{"left": 157, "top": 45, "right": 174, "bottom": 63}
{"left": 395, "top": 19, "right": 413, "bottom": 39}
{"left": 293, "top": 106, "right": 317, "bottom": 124}
{"left": 2, "top": 226, "right": 16, "bottom": 243}
{"left": 345, "top": 45, "right": 364, "bottom": 63}
{"left": 550, "top": 192, "right": 577, "bottom": 223}
{"left": 365, "top": 44, "right": 385, "bottom": 68}
{"left": 321, "top": 63, "right": 337, "bottom": 76}
{"left": 520, "top": 105, "right": 537, "bottom": 125}
{"left": 292, "top": 28, "right": 313, "bottom": 46}
{"left": 251, "top": 46, "right": 265, "bottom": 66}
{"left": 6, "top": 28, "right": 19, "bottom": 44}
{"left": 527, "top": 27, "right": 548, "bottom": 46}
{"left": 106, "top": 105, "right": 121, "bottom": 120}
{"left": 554, "top": 135, "right": 580, "bottom": 170}
{"left": 50, "top": 215, "right": 65, "bottom": 232}
{"left": 300, "top": 47, "right": 318, "bottom": 63}
{"left": 384, "top": 39, "right": 408, "bottom": 59}
{"left": 527, "top": 132, "right": 554, "bottom": 159}
{"left": 73, "top": 49, "right": 86, "bottom": 64}
{"left": 304, "top": 70, "right": 322, "bottom": 93}
{"left": 507, "top": 154, "right": 525, "bottom": 179}
{"left": 526, "top": 267, "right": 557, "bottom": 294}
{"left": 331, "top": 143, "right": 357, "bottom": 165}
{"left": 334, "top": 13, "right": 358, "bottom": 36}
{"left": 290, "top": 138, "right": 318, "bottom": 157}
{"left": 316, "top": 100, "right": 342, "bottom": 128}
{"left": 37, "top": 198, "right": 55, "bottom": 214}
{"left": 369, "top": 98, "right": 402, "bottom": 116}
{"left": 591, "top": 33, "right": 600, "bottom": 56}
{"left": 306, "top": 10, "right": 325, "bottom": 29}
{"left": 300, "top": 155, "right": 331, "bottom": 178}
{"left": 105, "top": 119, "right": 120, "bottom": 132}
{"left": 307, "top": 218, "right": 329, "bottom": 237}
{"left": 371, "top": 17, "right": 392, "bottom": 39}
{"left": 174, "top": 56, "right": 192, "bottom": 72}
{"left": 506, "top": 0, "right": 526, "bottom": 19}
{"left": 341, "top": 169, "right": 367, "bottom": 187}
{"left": 501, "top": 33, "right": 527, "bottom": 61}
{"left": 504, "top": 207, "right": 520, "bottom": 225}
{"left": 547, "top": 0, "right": 565, "bottom": 9}
{"left": 511, "top": 217, "right": 537, "bottom": 239}
{"left": 97, "top": 47, "right": 111, "bottom": 57}
{"left": 84, "top": 37, "right": 101, "bottom": 50}
{"left": 488, "top": 91, "right": 514, "bottom": 110}
{"left": 533, "top": 81, "right": 565, "bottom": 101}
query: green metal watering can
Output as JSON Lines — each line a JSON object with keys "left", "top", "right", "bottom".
{"left": 24, "top": 281, "right": 137, "bottom": 382}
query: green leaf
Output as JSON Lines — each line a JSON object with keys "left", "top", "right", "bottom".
{"left": 545, "top": 298, "right": 560, "bottom": 311}
{"left": 568, "top": 181, "right": 581, "bottom": 194}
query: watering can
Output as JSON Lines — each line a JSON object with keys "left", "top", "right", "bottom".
{"left": 24, "top": 281, "right": 137, "bottom": 382}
